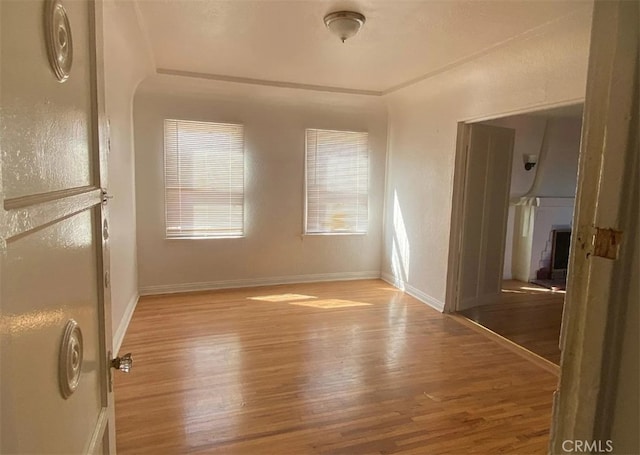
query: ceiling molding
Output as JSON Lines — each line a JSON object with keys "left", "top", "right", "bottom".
{"left": 460, "top": 98, "right": 585, "bottom": 124}
{"left": 156, "top": 69, "right": 383, "bottom": 97}
{"left": 147, "top": 5, "right": 590, "bottom": 98}
{"left": 382, "top": 7, "right": 589, "bottom": 95}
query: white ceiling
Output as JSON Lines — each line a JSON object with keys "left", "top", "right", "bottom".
{"left": 135, "top": 0, "right": 590, "bottom": 93}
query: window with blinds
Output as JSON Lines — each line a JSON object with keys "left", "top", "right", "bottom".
{"left": 305, "top": 128, "right": 369, "bottom": 234}
{"left": 164, "top": 119, "right": 244, "bottom": 239}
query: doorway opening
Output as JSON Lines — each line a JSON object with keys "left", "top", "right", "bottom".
{"left": 447, "top": 103, "right": 584, "bottom": 366}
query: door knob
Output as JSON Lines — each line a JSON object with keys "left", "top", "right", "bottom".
{"left": 111, "top": 353, "right": 132, "bottom": 373}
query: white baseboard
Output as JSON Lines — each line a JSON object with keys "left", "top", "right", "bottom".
{"left": 113, "top": 293, "right": 139, "bottom": 355}
{"left": 381, "top": 271, "right": 405, "bottom": 290}
{"left": 381, "top": 272, "right": 445, "bottom": 312}
{"left": 139, "top": 271, "right": 382, "bottom": 296}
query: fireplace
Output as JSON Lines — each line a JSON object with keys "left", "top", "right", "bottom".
{"left": 550, "top": 229, "right": 571, "bottom": 280}
{"left": 510, "top": 197, "right": 575, "bottom": 287}
{"left": 531, "top": 228, "right": 571, "bottom": 290}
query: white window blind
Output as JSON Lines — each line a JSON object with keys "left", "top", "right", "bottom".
{"left": 164, "top": 119, "right": 244, "bottom": 239}
{"left": 305, "top": 128, "right": 369, "bottom": 234}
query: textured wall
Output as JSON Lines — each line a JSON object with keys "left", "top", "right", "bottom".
{"left": 487, "top": 115, "right": 582, "bottom": 200}
{"left": 381, "top": 5, "right": 593, "bottom": 308}
{"left": 134, "top": 76, "right": 387, "bottom": 293}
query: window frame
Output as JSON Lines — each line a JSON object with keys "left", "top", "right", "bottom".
{"left": 163, "top": 118, "right": 246, "bottom": 240}
{"left": 303, "top": 127, "right": 370, "bottom": 236}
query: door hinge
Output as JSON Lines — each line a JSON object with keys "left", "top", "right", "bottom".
{"left": 586, "top": 226, "right": 624, "bottom": 260}
{"left": 101, "top": 188, "right": 113, "bottom": 205}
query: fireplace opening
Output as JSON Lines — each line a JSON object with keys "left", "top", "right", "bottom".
{"left": 551, "top": 229, "right": 571, "bottom": 278}
{"left": 532, "top": 228, "right": 571, "bottom": 290}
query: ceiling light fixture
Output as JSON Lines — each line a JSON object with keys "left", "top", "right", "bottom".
{"left": 323, "top": 11, "right": 366, "bottom": 43}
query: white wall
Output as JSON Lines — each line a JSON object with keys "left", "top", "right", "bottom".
{"left": 103, "top": 0, "right": 154, "bottom": 349}
{"left": 531, "top": 117, "right": 583, "bottom": 198}
{"left": 381, "top": 5, "right": 592, "bottom": 309}
{"left": 134, "top": 75, "right": 387, "bottom": 294}
{"left": 484, "top": 114, "right": 582, "bottom": 279}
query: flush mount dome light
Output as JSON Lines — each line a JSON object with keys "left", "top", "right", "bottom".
{"left": 323, "top": 11, "right": 366, "bottom": 43}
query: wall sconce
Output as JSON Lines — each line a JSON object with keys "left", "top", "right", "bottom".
{"left": 523, "top": 154, "right": 538, "bottom": 171}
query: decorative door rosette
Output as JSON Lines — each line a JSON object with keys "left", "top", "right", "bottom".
{"left": 59, "top": 319, "right": 83, "bottom": 398}
{"left": 44, "top": 0, "right": 73, "bottom": 82}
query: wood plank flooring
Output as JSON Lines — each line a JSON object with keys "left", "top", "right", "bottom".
{"left": 115, "top": 280, "right": 558, "bottom": 454}
{"left": 458, "top": 281, "right": 564, "bottom": 365}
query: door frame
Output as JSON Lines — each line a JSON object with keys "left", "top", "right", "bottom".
{"left": 444, "top": 123, "right": 470, "bottom": 314}
{"left": 444, "top": 99, "right": 583, "bottom": 313}
{"left": 550, "top": 0, "right": 639, "bottom": 450}
{"left": 0, "top": 0, "right": 114, "bottom": 453}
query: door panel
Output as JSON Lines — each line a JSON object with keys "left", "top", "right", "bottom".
{"left": 1, "top": 210, "right": 102, "bottom": 454}
{"left": 0, "top": 0, "right": 113, "bottom": 453}
{"left": 0, "top": 0, "right": 94, "bottom": 199}
{"left": 460, "top": 128, "right": 489, "bottom": 303}
{"left": 481, "top": 129, "right": 514, "bottom": 295}
{"left": 459, "top": 124, "right": 515, "bottom": 310}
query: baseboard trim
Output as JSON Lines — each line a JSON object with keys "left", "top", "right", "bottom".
{"left": 381, "top": 272, "right": 445, "bottom": 312}
{"left": 113, "top": 293, "right": 139, "bottom": 354}
{"left": 139, "top": 271, "right": 382, "bottom": 296}
{"left": 380, "top": 271, "right": 404, "bottom": 290}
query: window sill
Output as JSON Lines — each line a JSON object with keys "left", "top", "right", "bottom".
{"left": 165, "top": 235, "right": 245, "bottom": 240}
{"left": 302, "top": 232, "right": 367, "bottom": 237}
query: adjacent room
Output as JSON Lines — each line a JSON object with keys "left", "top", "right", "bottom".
{"left": 452, "top": 104, "right": 583, "bottom": 366}
{"left": 1, "top": 0, "right": 638, "bottom": 454}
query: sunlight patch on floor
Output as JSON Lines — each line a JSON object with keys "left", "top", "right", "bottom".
{"left": 520, "top": 286, "right": 566, "bottom": 294}
{"left": 289, "top": 299, "right": 372, "bottom": 309}
{"left": 501, "top": 286, "right": 565, "bottom": 295}
{"left": 377, "top": 286, "right": 399, "bottom": 291}
{"left": 248, "top": 293, "right": 317, "bottom": 302}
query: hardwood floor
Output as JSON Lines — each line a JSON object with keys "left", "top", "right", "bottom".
{"left": 458, "top": 280, "right": 564, "bottom": 365}
{"left": 115, "top": 280, "right": 558, "bottom": 454}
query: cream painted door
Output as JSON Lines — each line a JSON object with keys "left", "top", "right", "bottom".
{"left": 0, "top": 0, "right": 115, "bottom": 454}
{"left": 458, "top": 124, "right": 515, "bottom": 310}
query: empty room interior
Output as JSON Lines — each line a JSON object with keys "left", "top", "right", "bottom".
{"left": 0, "top": 0, "right": 638, "bottom": 454}
{"left": 454, "top": 104, "right": 583, "bottom": 366}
